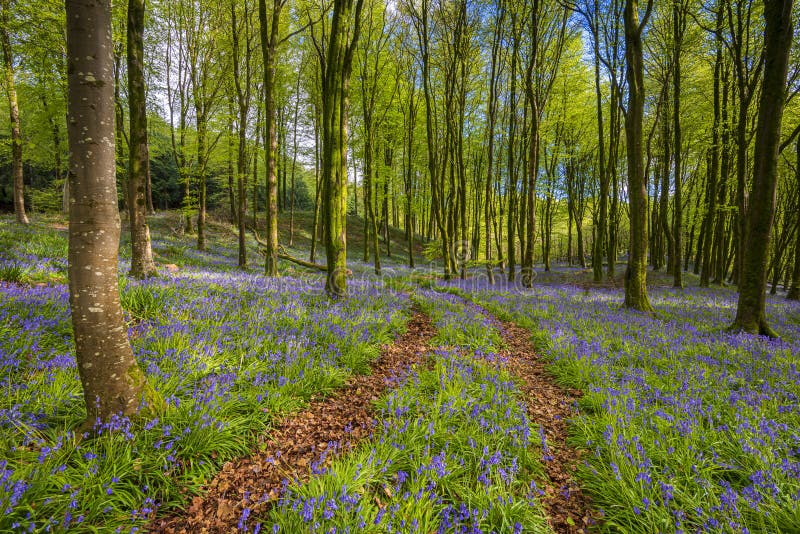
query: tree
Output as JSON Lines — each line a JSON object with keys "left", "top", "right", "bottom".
{"left": 786, "top": 137, "right": 800, "bottom": 300}
{"left": 623, "top": 0, "right": 655, "bottom": 313}
{"left": 406, "top": 0, "right": 450, "bottom": 279}
{"left": 65, "top": 0, "right": 153, "bottom": 423}
{"left": 671, "top": 0, "right": 687, "bottom": 288}
{"left": 127, "top": 0, "right": 157, "bottom": 278}
{"left": 700, "top": 3, "right": 725, "bottom": 288}
{"left": 186, "top": 0, "right": 225, "bottom": 251}
{"left": 484, "top": 0, "right": 505, "bottom": 284}
{"left": 788, "top": 138, "right": 800, "bottom": 301}
{"left": 521, "top": 0, "right": 568, "bottom": 287}
{"left": 1, "top": 0, "right": 28, "bottom": 224}
{"left": 231, "top": 0, "right": 255, "bottom": 269}
{"left": 356, "top": 0, "right": 394, "bottom": 275}
{"left": 506, "top": 5, "right": 522, "bottom": 282}
{"left": 571, "top": 0, "right": 608, "bottom": 282}
{"left": 257, "top": 0, "right": 283, "bottom": 276}
{"left": 315, "top": 0, "right": 366, "bottom": 296}
{"left": 732, "top": 0, "right": 794, "bottom": 335}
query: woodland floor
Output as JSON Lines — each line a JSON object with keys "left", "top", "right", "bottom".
{"left": 1, "top": 211, "right": 799, "bottom": 533}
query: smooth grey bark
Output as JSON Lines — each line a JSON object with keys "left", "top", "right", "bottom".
{"left": 65, "top": 0, "right": 154, "bottom": 423}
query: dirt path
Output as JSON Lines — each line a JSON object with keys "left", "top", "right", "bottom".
{"left": 481, "top": 306, "right": 600, "bottom": 533}
{"left": 151, "top": 311, "right": 434, "bottom": 534}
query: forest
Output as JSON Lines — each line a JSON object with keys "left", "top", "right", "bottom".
{"left": 0, "top": 0, "right": 799, "bottom": 532}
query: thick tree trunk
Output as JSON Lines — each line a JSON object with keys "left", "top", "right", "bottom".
{"left": 321, "top": 0, "right": 364, "bottom": 296}
{"left": 258, "top": 0, "right": 282, "bottom": 276}
{"left": 1, "top": 0, "right": 27, "bottom": 224}
{"left": 623, "top": 0, "right": 654, "bottom": 313}
{"left": 732, "top": 0, "right": 793, "bottom": 335}
{"left": 127, "top": 0, "right": 157, "bottom": 279}
{"left": 66, "top": 0, "right": 154, "bottom": 423}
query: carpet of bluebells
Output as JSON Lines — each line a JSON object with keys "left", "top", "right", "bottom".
{"left": 0, "top": 217, "right": 409, "bottom": 532}
{"left": 265, "top": 289, "right": 549, "bottom": 533}
{"left": 4, "top": 212, "right": 800, "bottom": 534}
{"left": 455, "top": 280, "right": 800, "bottom": 533}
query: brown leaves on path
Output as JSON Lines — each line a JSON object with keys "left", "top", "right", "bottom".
{"left": 494, "top": 316, "right": 601, "bottom": 534}
{"left": 150, "top": 311, "right": 434, "bottom": 534}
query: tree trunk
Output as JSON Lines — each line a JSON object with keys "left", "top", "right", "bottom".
{"left": 413, "top": 0, "right": 449, "bottom": 279}
{"left": 506, "top": 12, "right": 519, "bottom": 282}
{"left": 195, "top": 108, "right": 207, "bottom": 251}
{"left": 714, "top": 64, "right": 732, "bottom": 284}
{"left": 701, "top": 7, "right": 723, "bottom": 287}
{"left": 672, "top": 0, "right": 684, "bottom": 287}
{"left": 127, "top": 0, "right": 157, "bottom": 279}
{"left": 522, "top": 107, "right": 538, "bottom": 284}
{"left": 383, "top": 148, "right": 392, "bottom": 259}
{"left": 404, "top": 73, "right": 416, "bottom": 269}
{"left": 289, "top": 69, "right": 300, "bottom": 248}
{"left": 310, "top": 102, "right": 322, "bottom": 263}
{"left": 521, "top": 1, "right": 541, "bottom": 288}
{"left": 65, "top": 0, "right": 153, "bottom": 423}
{"left": 484, "top": 2, "right": 504, "bottom": 284}
{"left": 360, "top": 85, "right": 380, "bottom": 272}
{"left": 623, "top": 0, "right": 654, "bottom": 313}
{"left": 788, "top": 139, "right": 800, "bottom": 300}
{"left": 1, "top": 0, "right": 28, "bottom": 224}
{"left": 732, "top": 0, "right": 793, "bottom": 335}
{"left": 231, "top": 0, "right": 253, "bottom": 270}
{"left": 227, "top": 109, "right": 237, "bottom": 224}
{"left": 321, "top": 0, "right": 365, "bottom": 296}
{"left": 608, "top": 78, "right": 622, "bottom": 279}
{"left": 42, "top": 95, "right": 66, "bottom": 214}
{"left": 253, "top": 88, "right": 262, "bottom": 229}
{"left": 591, "top": 0, "right": 606, "bottom": 282}
{"left": 258, "top": 0, "right": 282, "bottom": 276}
{"left": 660, "top": 82, "right": 673, "bottom": 274}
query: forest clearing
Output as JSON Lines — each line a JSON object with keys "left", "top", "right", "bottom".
{"left": 1, "top": 0, "right": 800, "bottom": 532}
